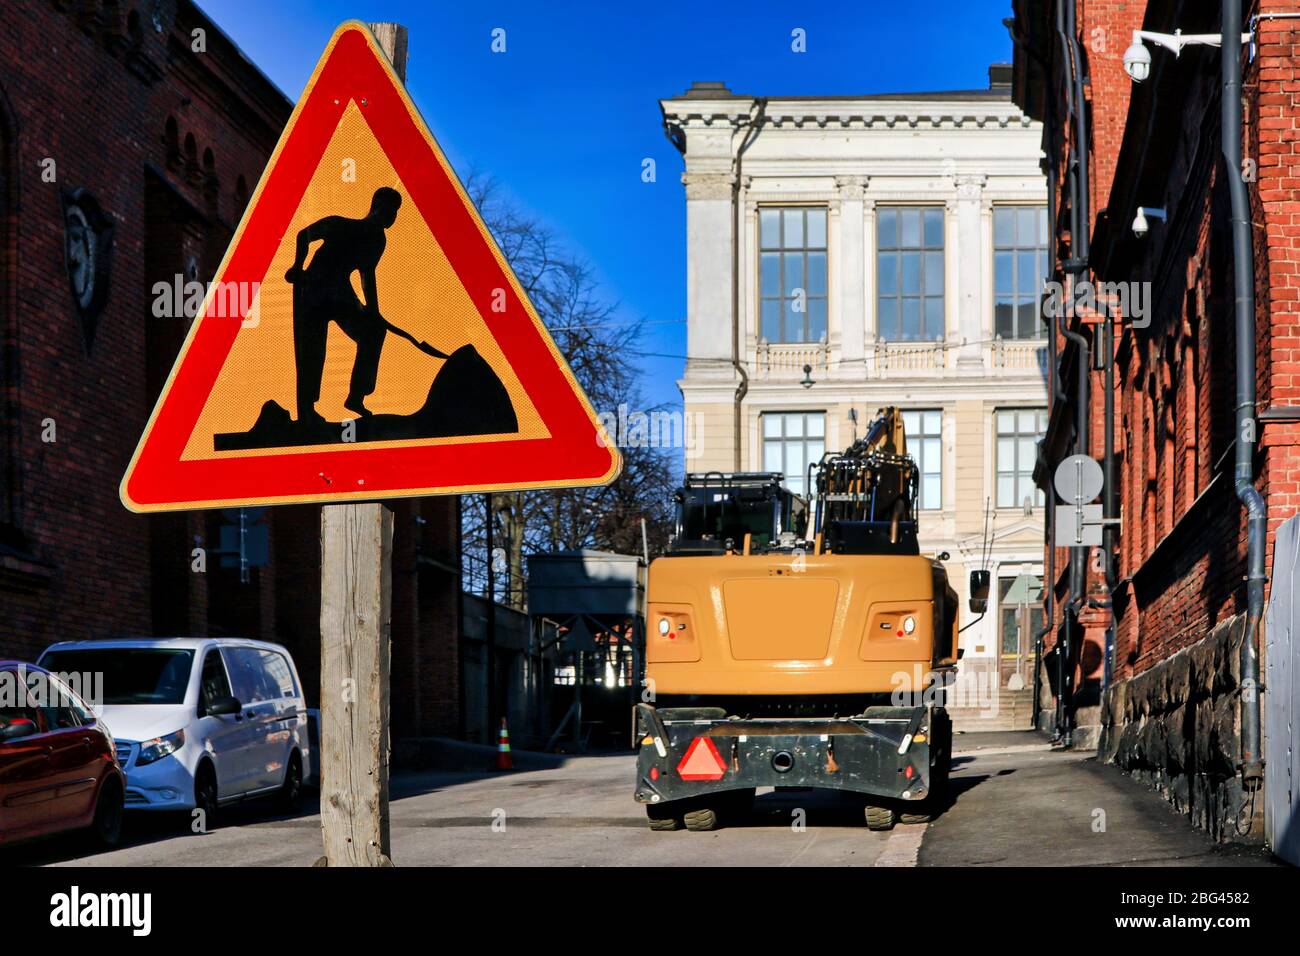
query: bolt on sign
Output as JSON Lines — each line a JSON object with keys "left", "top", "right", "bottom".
{"left": 121, "top": 21, "right": 620, "bottom": 512}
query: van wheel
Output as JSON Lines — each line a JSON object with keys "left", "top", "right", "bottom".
{"left": 864, "top": 804, "right": 897, "bottom": 831}
{"left": 89, "top": 777, "right": 124, "bottom": 848}
{"left": 276, "top": 753, "right": 303, "bottom": 813}
{"left": 194, "top": 763, "right": 219, "bottom": 831}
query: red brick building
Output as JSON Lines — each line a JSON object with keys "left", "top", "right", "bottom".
{"left": 1011, "top": 0, "right": 1300, "bottom": 840}
{"left": 0, "top": 0, "right": 462, "bottom": 740}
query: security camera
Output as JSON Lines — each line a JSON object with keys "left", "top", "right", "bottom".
{"left": 1131, "top": 208, "right": 1149, "bottom": 237}
{"left": 1131, "top": 206, "right": 1167, "bottom": 238}
{"left": 1123, "top": 29, "right": 1255, "bottom": 84}
{"left": 1123, "top": 39, "right": 1151, "bottom": 82}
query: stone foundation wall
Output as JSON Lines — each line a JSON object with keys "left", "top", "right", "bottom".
{"left": 1097, "top": 614, "right": 1261, "bottom": 843}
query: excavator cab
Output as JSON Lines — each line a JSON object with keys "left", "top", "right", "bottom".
{"left": 671, "top": 472, "right": 806, "bottom": 555}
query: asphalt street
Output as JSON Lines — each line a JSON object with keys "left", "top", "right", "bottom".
{"left": 4, "top": 731, "right": 1278, "bottom": 867}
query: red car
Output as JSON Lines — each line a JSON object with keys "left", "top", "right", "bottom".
{"left": 0, "top": 661, "right": 125, "bottom": 848}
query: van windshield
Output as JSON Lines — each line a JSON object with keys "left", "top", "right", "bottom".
{"left": 40, "top": 649, "right": 194, "bottom": 705}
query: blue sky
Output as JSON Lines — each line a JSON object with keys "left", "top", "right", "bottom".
{"left": 196, "top": 1, "right": 1014, "bottom": 412}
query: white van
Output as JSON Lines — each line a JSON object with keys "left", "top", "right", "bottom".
{"left": 38, "top": 638, "right": 310, "bottom": 820}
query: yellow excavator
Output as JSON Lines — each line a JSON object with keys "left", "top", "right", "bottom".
{"left": 634, "top": 407, "right": 983, "bottom": 831}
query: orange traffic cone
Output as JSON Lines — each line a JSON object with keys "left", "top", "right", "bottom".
{"left": 495, "top": 717, "right": 513, "bottom": 771}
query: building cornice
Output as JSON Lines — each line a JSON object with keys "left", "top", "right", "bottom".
{"left": 679, "top": 377, "right": 1050, "bottom": 405}
{"left": 661, "top": 97, "right": 1037, "bottom": 133}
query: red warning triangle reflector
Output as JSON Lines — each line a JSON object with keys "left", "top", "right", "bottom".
{"left": 677, "top": 736, "right": 727, "bottom": 781}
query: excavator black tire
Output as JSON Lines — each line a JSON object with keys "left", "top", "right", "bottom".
{"left": 646, "top": 802, "right": 683, "bottom": 831}
{"left": 683, "top": 806, "right": 720, "bottom": 832}
{"left": 864, "top": 804, "right": 897, "bottom": 831}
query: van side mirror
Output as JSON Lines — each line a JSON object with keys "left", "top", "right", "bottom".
{"left": 969, "top": 569, "right": 990, "bottom": 614}
{"left": 1, "top": 718, "right": 38, "bottom": 741}
{"left": 206, "top": 695, "right": 242, "bottom": 717}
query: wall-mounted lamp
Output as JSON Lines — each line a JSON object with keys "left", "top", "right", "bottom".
{"left": 801, "top": 364, "right": 815, "bottom": 389}
{"left": 1123, "top": 28, "right": 1253, "bottom": 82}
{"left": 1131, "top": 206, "right": 1167, "bottom": 237}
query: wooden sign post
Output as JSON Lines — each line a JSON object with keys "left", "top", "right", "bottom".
{"left": 317, "top": 23, "right": 407, "bottom": 868}
{"left": 318, "top": 502, "right": 394, "bottom": 865}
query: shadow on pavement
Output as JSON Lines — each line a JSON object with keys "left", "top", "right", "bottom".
{"left": 384, "top": 741, "right": 634, "bottom": 802}
{"left": 0, "top": 792, "right": 325, "bottom": 866}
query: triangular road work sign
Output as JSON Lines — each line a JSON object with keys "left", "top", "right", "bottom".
{"left": 122, "top": 21, "right": 620, "bottom": 512}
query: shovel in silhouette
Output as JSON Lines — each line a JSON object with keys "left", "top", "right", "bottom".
{"left": 378, "top": 314, "right": 448, "bottom": 360}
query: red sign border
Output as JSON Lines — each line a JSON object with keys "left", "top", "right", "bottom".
{"left": 121, "top": 22, "right": 620, "bottom": 512}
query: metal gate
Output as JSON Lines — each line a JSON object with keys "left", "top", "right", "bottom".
{"left": 1264, "top": 514, "right": 1300, "bottom": 865}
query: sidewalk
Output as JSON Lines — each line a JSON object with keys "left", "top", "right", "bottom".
{"left": 922, "top": 731, "right": 1277, "bottom": 867}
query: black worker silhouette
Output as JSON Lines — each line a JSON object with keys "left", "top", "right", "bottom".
{"left": 214, "top": 186, "right": 518, "bottom": 452}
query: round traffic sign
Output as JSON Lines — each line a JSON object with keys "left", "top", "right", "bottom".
{"left": 1054, "top": 454, "right": 1104, "bottom": 502}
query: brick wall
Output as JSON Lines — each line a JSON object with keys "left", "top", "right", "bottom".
{"left": 1081, "top": 0, "right": 1148, "bottom": 214}
{"left": 1021, "top": 0, "right": 1300, "bottom": 841}
{"left": 1257, "top": 9, "right": 1300, "bottom": 582}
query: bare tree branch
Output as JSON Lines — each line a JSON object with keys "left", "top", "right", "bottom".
{"left": 459, "top": 172, "right": 677, "bottom": 605}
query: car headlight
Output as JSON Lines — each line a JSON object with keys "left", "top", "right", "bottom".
{"left": 658, "top": 618, "right": 671, "bottom": 636}
{"left": 903, "top": 616, "right": 916, "bottom": 635}
{"left": 136, "top": 729, "right": 185, "bottom": 766}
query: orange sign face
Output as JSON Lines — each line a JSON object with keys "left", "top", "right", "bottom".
{"left": 121, "top": 21, "right": 620, "bottom": 512}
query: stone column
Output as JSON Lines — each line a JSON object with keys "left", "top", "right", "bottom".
{"left": 954, "top": 174, "right": 987, "bottom": 369}
{"left": 835, "top": 175, "right": 867, "bottom": 372}
{"left": 683, "top": 170, "right": 735, "bottom": 380}
{"left": 742, "top": 178, "right": 758, "bottom": 356}
{"left": 863, "top": 196, "right": 878, "bottom": 373}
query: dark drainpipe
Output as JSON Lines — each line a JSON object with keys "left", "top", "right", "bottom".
{"left": 1102, "top": 307, "right": 1117, "bottom": 688}
{"left": 1222, "top": 0, "right": 1265, "bottom": 791}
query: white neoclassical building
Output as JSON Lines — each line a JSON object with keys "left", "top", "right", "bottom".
{"left": 660, "top": 67, "right": 1050, "bottom": 701}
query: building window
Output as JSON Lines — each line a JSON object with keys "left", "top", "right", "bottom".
{"left": 762, "top": 411, "right": 825, "bottom": 496}
{"left": 759, "top": 207, "right": 827, "bottom": 344}
{"left": 901, "top": 409, "right": 942, "bottom": 510}
{"left": 877, "top": 206, "right": 944, "bottom": 342}
{"left": 995, "top": 409, "right": 1047, "bottom": 509}
{"left": 993, "top": 206, "right": 1048, "bottom": 340}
